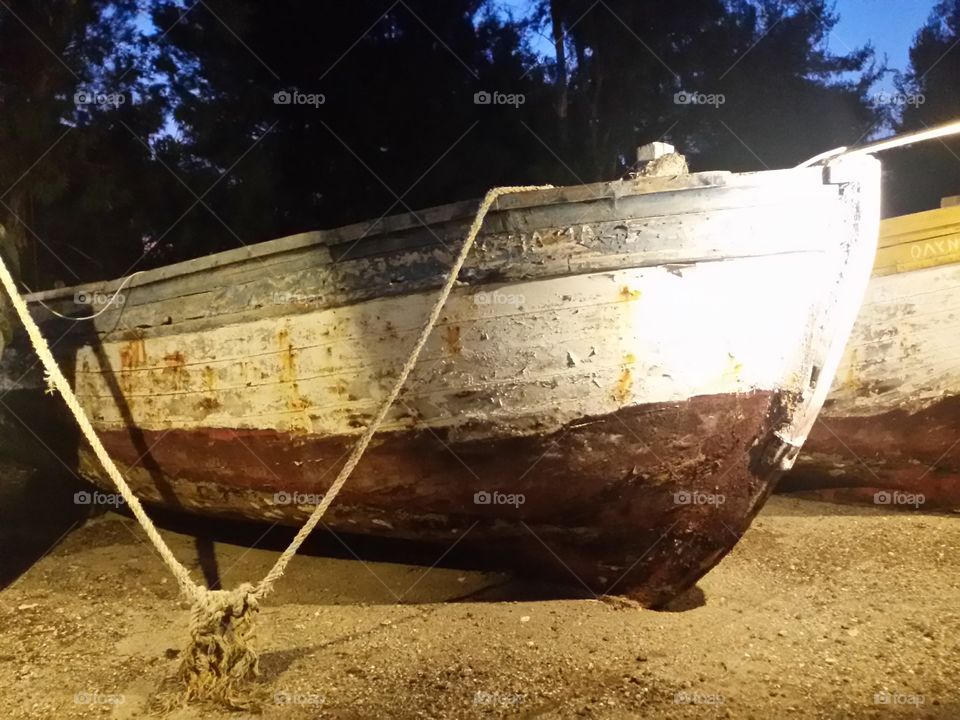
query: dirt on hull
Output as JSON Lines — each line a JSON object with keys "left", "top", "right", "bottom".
{"left": 786, "top": 394, "right": 960, "bottom": 510}
{"left": 71, "top": 390, "right": 788, "bottom": 607}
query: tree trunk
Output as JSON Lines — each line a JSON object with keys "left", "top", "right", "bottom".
{"left": 549, "top": 0, "right": 569, "bottom": 147}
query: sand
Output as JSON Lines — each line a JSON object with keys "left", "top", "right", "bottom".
{"left": 1, "top": 468, "right": 958, "bottom": 719}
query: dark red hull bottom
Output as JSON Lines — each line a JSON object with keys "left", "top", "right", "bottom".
{"left": 786, "top": 395, "right": 960, "bottom": 511}
{"left": 66, "top": 391, "right": 790, "bottom": 607}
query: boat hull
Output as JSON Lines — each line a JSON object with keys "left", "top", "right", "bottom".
{"left": 88, "top": 390, "right": 782, "bottom": 606}
{"left": 790, "top": 254, "right": 960, "bottom": 510}
{"left": 4, "top": 160, "right": 881, "bottom": 605}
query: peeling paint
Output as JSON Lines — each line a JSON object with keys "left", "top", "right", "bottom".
{"left": 118, "top": 338, "right": 147, "bottom": 393}
{"left": 794, "top": 259, "right": 960, "bottom": 497}
{"left": 614, "top": 368, "right": 632, "bottom": 405}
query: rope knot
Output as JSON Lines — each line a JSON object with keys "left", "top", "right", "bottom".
{"left": 178, "top": 583, "right": 261, "bottom": 708}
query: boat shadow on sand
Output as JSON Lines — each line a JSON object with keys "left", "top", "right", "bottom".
{"left": 0, "top": 457, "right": 710, "bottom": 611}
{"left": 108, "top": 498, "right": 712, "bottom": 612}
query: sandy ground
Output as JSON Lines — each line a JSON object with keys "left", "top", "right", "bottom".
{"left": 1, "top": 467, "right": 959, "bottom": 719}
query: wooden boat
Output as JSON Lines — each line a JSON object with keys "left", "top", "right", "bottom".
{"left": 0, "top": 156, "right": 880, "bottom": 606}
{"left": 786, "top": 199, "right": 960, "bottom": 510}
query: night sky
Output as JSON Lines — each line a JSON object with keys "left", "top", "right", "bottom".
{"left": 501, "top": 0, "right": 942, "bottom": 92}
{"left": 831, "top": 0, "right": 940, "bottom": 90}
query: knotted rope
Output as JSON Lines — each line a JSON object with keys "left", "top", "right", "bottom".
{"left": 0, "top": 185, "right": 552, "bottom": 707}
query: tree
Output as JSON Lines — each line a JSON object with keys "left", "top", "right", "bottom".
{"left": 0, "top": 0, "right": 895, "bottom": 295}
{"left": 534, "top": 0, "right": 882, "bottom": 178}
{"left": 886, "top": 0, "right": 960, "bottom": 216}
{"left": 147, "top": 0, "right": 552, "bottom": 264}
{"left": 0, "top": 0, "right": 172, "bottom": 286}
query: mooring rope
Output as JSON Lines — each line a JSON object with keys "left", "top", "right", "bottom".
{"left": 0, "top": 184, "right": 552, "bottom": 706}
{"left": 0, "top": 257, "right": 203, "bottom": 601}
{"left": 252, "top": 184, "right": 550, "bottom": 596}
{"left": 795, "top": 119, "right": 960, "bottom": 168}
{"left": 24, "top": 270, "right": 145, "bottom": 321}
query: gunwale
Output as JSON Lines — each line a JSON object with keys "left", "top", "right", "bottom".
{"left": 21, "top": 167, "right": 842, "bottom": 347}
{"left": 28, "top": 168, "right": 820, "bottom": 305}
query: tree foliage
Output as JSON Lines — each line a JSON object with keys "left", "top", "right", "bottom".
{"left": 145, "top": 0, "right": 553, "bottom": 264}
{"left": 886, "top": 0, "right": 960, "bottom": 215}
{"left": 0, "top": 0, "right": 175, "bottom": 285}
{"left": 0, "top": 0, "right": 919, "bottom": 289}
{"left": 536, "top": 0, "right": 882, "bottom": 176}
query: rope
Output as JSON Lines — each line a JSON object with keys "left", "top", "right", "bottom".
{"left": 795, "top": 118, "right": 960, "bottom": 168}
{"left": 0, "top": 250, "right": 202, "bottom": 601}
{"left": 25, "top": 271, "right": 145, "bottom": 321}
{"left": 0, "top": 184, "right": 552, "bottom": 705}
{"left": 253, "top": 184, "right": 553, "bottom": 596}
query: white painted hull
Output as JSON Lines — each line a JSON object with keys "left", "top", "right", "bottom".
{"left": 77, "top": 255, "right": 837, "bottom": 440}
{"left": 827, "top": 261, "right": 960, "bottom": 419}
{"left": 791, "top": 261, "right": 960, "bottom": 508}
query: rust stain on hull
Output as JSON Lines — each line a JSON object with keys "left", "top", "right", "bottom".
{"left": 613, "top": 368, "right": 632, "bottom": 404}
{"left": 118, "top": 338, "right": 147, "bottom": 393}
{"left": 277, "top": 326, "right": 297, "bottom": 384}
{"left": 442, "top": 325, "right": 462, "bottom": 355}
{"left": 80, "top": 390, "right": 784, "bottom": 607}
{"left": 162, "top": 351, "right": 188, "bottom": 390}
{"left": 276, "top": 324, "right": 313, "bottom": 423}
{"left": 787, "top": 394, "right": 960, "bottom": 509}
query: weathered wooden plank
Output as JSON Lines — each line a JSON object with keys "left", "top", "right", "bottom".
{"left": 874, "top": 233, "right": 960, "bottom": 275}
{"left": 27, "top": 167, "right": 828, "bottom": 305}
{"left": 877, "top": 204, "right": 960, "bottom": 246}
{"left": 817, "top": 262, "right": 960, "bottom": 417}
{"left": 74, "top": 255, "right": 826, "bottom": 435}
{"left": 31, "top": 186, "right": 841, "bottom": 341}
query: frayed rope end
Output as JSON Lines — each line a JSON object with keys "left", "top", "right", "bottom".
{"left": 177, "top": 582, "right": 262, "bottom": 709}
